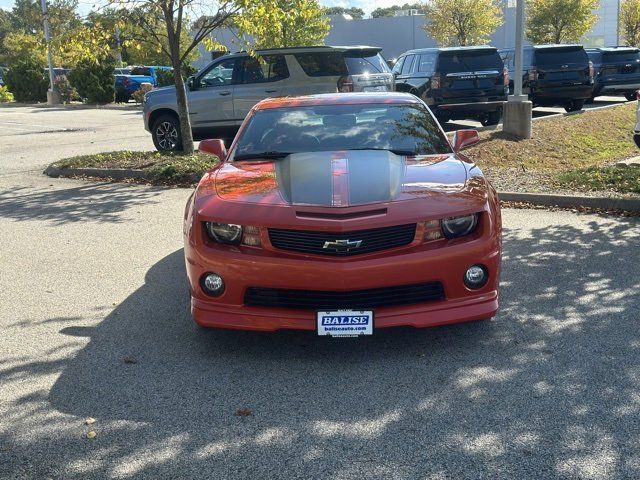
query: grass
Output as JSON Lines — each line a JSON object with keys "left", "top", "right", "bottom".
{"left": 466, "top": 103, "right": 638, "bottom": 171}
{"left": 53, "top": 150, "right": 219, "bottom": 185}
{"left": 555, "top": 166, "right": 640, "bottom": 194}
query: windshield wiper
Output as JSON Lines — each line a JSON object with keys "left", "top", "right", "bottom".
{"left": 233, "top": 151, "right": 292, "bottom": 161}
{"left": 346, "top": 148, "right": 419, "bottom": 156}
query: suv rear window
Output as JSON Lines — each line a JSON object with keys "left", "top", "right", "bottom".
{"left": 438, "top": 50, "right": 503, "bottom": 73}
{"left": 295, "top": 53, "right": 348, "bottom": 77}
{"left": 602, "top": 50, "right": 640, "bottom": 63}
{"left": 535, "top": 48, "right": 588, "bottom": 67}
{"left": 343, "top": 51, "right": 390, "bottom": 73}
{"left": 131, "top": 67, "right": 151, "bottom": 76}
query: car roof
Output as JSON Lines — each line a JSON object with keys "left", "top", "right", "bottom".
{"left": 230, "top": 45, "right": 383, "bottom": 56}
{"left": 404, "top": 46, "right": 497, "bottom": 55}
{"left": 586, "top": 46, "right": 639, "bottom": 53}
{"left": 254, "top": 92, "right": 421, "bottom": 110}
{"left": 499, "top": 44, "right": 584, "bottom": 51}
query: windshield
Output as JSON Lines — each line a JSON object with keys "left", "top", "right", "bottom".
{"left": 438, "top": 50, "right": 502, "bottom": 72}
{"left": 535, "top": 48, "right": 588, "bottom": 67}
{"left": 344, "top": 52, "right": 390, "bottom": 73}
{"left": 131, "top": 67, "right": 151, "bottom": 76}
{"left": 602, "top": 50, "right": 640, "bottom": 63}
{"left": 232, "top": 103, "right": 451, "bottom": 160}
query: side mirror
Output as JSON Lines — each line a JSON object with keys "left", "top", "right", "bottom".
{"left": 452, "top": 130, "right": 479, "bottom": 153}
{"left": 199, "top": 139, "right": 227, "bottom": 160}
{"left": 187, "top": 76, "right": 196, "bottom": 91}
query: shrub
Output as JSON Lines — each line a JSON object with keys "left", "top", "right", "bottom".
{"left": 68, "top": 58, "right": 116, "bottom": 104}
{"left": 155, "top": 69, "right": 174, "bottom": 87}
{"left": 132, "top": 83, "right": 153, "bottom": 104}
{"left": 53, "top": 75, "right": 78, "bottom": 103}
{"left": 0, "top": 86, "right": 14, "bottom": 103}
{"left": 3, "top": 60, "right": 48, "bottom": 102}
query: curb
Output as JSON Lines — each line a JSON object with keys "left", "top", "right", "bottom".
{"left": 44, "top": 166, "right": 640, "bottom": 212}
{"left": 498, "top": 191, "right": 640, "bottom": 212}
{"left": 44, "top": 165, "right": 201, "bottom": 184}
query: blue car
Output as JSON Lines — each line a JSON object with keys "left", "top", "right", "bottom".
{"left": 116, "top": 65, "right": 172, "bottom": 102}
{"left": 586, "top": 47, "right": 640, "bottom": 101}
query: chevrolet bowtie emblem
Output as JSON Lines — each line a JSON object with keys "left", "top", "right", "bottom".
{"left": 323, "top": 239, "right": 363, "bottom": 252}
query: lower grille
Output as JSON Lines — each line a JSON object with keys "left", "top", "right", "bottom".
{"left": 244, "top": 283, "right": 445, "bottom": 310}
{"left": 268, "top": 223, "right": 417, "bottom": 256}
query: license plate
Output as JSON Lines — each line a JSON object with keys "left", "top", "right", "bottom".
{"left": 363, "top": 85, "right": 388, "bottom": 92}
{"left": 316, "top": 310, "right": 373, "bottom": 337}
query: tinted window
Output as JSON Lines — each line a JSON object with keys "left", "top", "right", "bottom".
{"left": 602, "top": 50, "right": 640, "bottom": 63}
{"left": 391, "top": 56, "right": 405, "bottom": 75}
{"left": 295, "top": 52, "right": 348, "bottom": 76}
{"left": 239, "top": 55, "right": 289, "bottom": 83}
{"left": 438, "top": 50, "right": 503, "bottom": 72}
{"left": 233, "top": 103, "right": 451, "bottom": 158}
{"left": 535, "top": 48, "right": 588, "bottom": 66}
{"left": 131, "top": 67, "right": 151, "bottom": 76}
{"left": 200, "top": 58, "right": 236, "bottom": 87}
{"left": 500, "top": 49, "right": 534, "bottom": 68}
{"left": 343, "top": 52, "right": 390, "bottom": 73}
{"left": 418, "top": 52, "right": 438, "bottom": 73}
{"left": 401, "top": 55, "right": 415, "bottom": 75}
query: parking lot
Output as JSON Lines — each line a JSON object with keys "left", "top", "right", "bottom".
{"left": 1, "top": 102, "right": 639, "bottom": 478}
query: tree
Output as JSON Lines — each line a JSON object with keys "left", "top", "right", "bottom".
{"left": 526, "top": 0, "right": 599, "bottom": 44}
{"left": 9, "top": 0, "right": 81, "bottom": 37}
{"left": 423, "top": 0, "right": 502, "bottom": 46}
{"left": 235, "top": 0, "right": 330, "bottom": 49}
{"left": 108, "top": 1, "right": 247, "bottom": 154}
{"left": 371, "top": 3, "right": 424, "bottom": 18}
{"left": 324, "top": 6, "right": 365, "bottom": 19}
{"left": 620, "top": 0, "right": 640, "bottom": 47}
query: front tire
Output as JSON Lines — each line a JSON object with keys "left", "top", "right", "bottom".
{"left": 625, "top": 92, "right": 637, "bottom": 102}
{"left": 152, "top": 114, "right": 182, "bottom": 152}
{"left": 564, "top": 99, "right": 585, "bottom": 113}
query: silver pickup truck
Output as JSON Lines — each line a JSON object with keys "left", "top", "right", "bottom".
{"left": 143, "top": 46, "right": 394, "bottom": 151}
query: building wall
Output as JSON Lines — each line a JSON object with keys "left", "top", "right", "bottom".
{"left": 194, "top": 0, "right": 620, "bottom": 69}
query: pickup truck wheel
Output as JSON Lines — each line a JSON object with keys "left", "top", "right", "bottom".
{"left": 564, "top": 99, "right": 585, "bottom": 113}
{"left": 480, "top": 111, "right": 501, "bottom": 126}
{"left": 152, "top": 115, "right": 182, "bottom": 152}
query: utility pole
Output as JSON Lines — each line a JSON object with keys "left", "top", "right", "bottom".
{"left": 40, "top": 0, "right": 61, "bottom": 105}
{"left": 503, "top": 0, "right": 532, "bottom": 139}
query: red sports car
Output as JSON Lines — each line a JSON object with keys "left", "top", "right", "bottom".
{"left": 184, "top": 92, "right": 501, "bottom": 336}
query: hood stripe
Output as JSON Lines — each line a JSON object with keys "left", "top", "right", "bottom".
{"left": 331, "top": 155, "right": 350, "bottom": 207}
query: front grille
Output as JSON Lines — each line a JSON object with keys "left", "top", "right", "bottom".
{"left": 244, "top": 283, "right": 445, "bottom": 310}
{"left": 268, "top": 224, "right": 417, "bottom": 256}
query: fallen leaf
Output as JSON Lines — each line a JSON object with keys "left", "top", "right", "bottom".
{"left": 86, "top": 431, "right": 97, "bottom": 439}
{"left": 123, "top": 357, "right": 137, "bottom": 364}
{"left": 236, "top": 408, "right": 252, "bottom": 417}
{"left": 85, "top": 417, "right": 96, "bottom": 425}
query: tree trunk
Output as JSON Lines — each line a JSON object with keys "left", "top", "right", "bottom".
{"left": 173, "top": 65, "right": 195, "bottom": 154}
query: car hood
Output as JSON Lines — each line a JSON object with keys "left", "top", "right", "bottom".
{"left": 213, "top": 150, "right": 469, "bottom": 207}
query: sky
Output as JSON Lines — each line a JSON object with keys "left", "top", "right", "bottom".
{"left": 0, "top": 0, "right": 405, "bottom": 15}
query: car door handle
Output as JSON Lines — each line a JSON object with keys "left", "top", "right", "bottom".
{"left": 265, "top": 89, "right": 278, "bottom": 93}
{"left": 219, "top": 91, "right": 231, "bottom": 96}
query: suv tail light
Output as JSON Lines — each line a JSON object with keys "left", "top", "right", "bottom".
{"left": 431, "top": 72, "right": 441, "bottom": 89}
{"left": 123, "top": 77, "right": 130, "bottom": 87}
{"left": 337, "top": 75, "right": 354, "bottom": 92}
{"left": 503, "top": 66, "right": 510, "bottom": 86}
{"left": 528, "top": 67, "right": 538, "bottom": 82}
{"left": 588, "top": 60, "right": 595, "bottom": 79}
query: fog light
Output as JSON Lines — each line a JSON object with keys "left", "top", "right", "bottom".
{"left": 464, "top": 265, "right": 488, "bottom": 289}
{"left": 201, "top": 273, "right": 225, "bottom": 296}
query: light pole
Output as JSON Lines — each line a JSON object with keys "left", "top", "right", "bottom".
{"left": 503, "top": 0, "right": 532, "bottom": 139}
{"left": 40, "top": 0, "right": 61, "bottom": 105}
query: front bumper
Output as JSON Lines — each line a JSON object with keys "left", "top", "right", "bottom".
{"left": 185, "top": 228, "right": 501, "bottom": 332}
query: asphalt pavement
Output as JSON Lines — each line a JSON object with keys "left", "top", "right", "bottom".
{"left": 1, "top": 102, "right": 639, "bottom": 479}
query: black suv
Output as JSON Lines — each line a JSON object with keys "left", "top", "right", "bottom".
{"left": 392, "top": 46, "right": 509, "bottom": 125}
{"left": 586, "top": 47, "right": 640, "bottom": 101}
{"left": 500, "top": 45, "right": 594, "bottom": 112}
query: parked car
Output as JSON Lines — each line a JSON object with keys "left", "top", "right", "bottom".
{"left": 0, "top": 66, "right": 6, "bottom": 87}
{"left": 119, "top": 65, "right": 172, "bottom": 102}
{"left": 392, "top": 46, "right": 509, "bottom": 126}
{"left": 143, "top": 46, "right": 394, "bottom": 151}
{"left": 500, "top": 44, "right": 594, "bottom": 112}
{"left": 634, "top": 94, "right": 640, "bottom": 148}
{"left": 586, "top": 47, "right": 640, "bottom": 101}
{"left": 114, "top": 67, "right": 132, "bottom": 102}
{"left": 44, "top": 67, "right": 71, "bottom": 79}
{"left": 184, "top": 92, "right": 501, "bottom": 333}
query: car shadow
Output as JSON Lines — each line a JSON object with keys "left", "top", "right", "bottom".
{"left": 3, "top": 215, "right": 640, "bottom": 478}
{"left": 0, "top": 182, "right": 163, "bottom": 225}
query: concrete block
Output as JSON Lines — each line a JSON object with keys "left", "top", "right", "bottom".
{"left": 503, "top": 100, "right": 533, "bottom": 139}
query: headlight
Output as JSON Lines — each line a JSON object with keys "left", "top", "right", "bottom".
{"left": 441, "top": 214, "right": 478, "bottom": 239}
{"left": 205, "top": 222, "right": 243, "bottom": 244}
